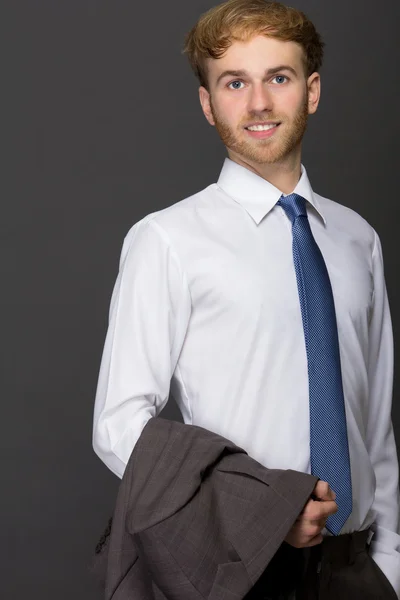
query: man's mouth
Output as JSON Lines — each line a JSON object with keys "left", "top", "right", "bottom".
{"left": 245, "top": 122, "right": 281, "bottom": 131}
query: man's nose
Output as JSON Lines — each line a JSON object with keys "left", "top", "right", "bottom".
{"left": 247, "top": 83, "right": 273, "bottom": 114}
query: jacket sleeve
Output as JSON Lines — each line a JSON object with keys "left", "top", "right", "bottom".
{"left": 366, "top": 230, "right": 400, "bottom": 597}
{"left": 92, "top": 218, "right": 191, "bottom": 478}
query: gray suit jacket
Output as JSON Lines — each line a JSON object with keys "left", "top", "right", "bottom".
{"left": 93, "top": 417, "right": 318, "bottom": 599}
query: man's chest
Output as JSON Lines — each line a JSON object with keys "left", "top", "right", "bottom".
{"left": 178, "top": 215, "right": 373, "bottom": 330}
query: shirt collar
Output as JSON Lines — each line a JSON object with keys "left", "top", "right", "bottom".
{"left": 216, "top": 157, "right": 326, "bottom": 226}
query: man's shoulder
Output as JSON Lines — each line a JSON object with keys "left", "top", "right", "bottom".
{"left": 124, "top": 183, "right": 218, "bottom": 244}
{"left": 315, "top": 191, "right": 376, "bottom": 243}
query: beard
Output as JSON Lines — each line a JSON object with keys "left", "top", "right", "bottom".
{"left": 209, "top": 92, "right": 309, "bottom": 165}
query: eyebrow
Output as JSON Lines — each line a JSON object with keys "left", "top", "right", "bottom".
{"left": 215, "top": 65, "right": 298, "bottom": 86}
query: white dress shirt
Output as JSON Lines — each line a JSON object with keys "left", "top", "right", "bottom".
{"left": 93, "top": 158, "right": 400, "bottom": 595}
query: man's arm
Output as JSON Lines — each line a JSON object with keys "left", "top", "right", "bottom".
{"left": 366, "top": 230, "right": 400, "bottom": 596}
{"left": 92, "top": 217, "right": 191, "bottom": 478}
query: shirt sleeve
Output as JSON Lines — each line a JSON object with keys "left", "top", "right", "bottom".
{"left": 92, "top": 217, "right": 192, "bottom": 478}
{"left": 366, "top": 229, "right": 400, "bottom": 596}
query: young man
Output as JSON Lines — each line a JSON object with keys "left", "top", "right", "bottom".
{"left": 93, "top": 0, "right": 400, "bottom": 597}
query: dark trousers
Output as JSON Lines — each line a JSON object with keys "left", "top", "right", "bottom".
{"left": 245, "top": 529, "right": 397, "bottom": 600}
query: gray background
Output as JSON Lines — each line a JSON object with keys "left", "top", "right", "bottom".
{"left": 2, "top": 0, "right": 399, "bottom": 598}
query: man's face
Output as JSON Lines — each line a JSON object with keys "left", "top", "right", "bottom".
{"left": 199, "top": 35, "right": 320, "bottom": 165}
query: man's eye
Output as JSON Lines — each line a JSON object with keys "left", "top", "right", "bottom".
{"left": 228, "top": 80, "right": 244, "bottom": 90}
{"left": 272, "top": 75, "right": 288, "bottom": 84}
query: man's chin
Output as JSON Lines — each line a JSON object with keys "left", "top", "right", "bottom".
{"left": 230, "top": 145, "right": 286, "bottom": 165}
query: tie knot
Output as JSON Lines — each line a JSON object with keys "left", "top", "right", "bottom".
{"left": 278, "top": 193, "right": 307, "bottom": 224}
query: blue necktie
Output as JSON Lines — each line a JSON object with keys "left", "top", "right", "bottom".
{"left": 277, "top": 193, "right": 352, "bottom": 535}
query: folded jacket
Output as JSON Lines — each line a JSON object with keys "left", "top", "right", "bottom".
{"left": 92, "top": 417, "right": 318, "bottom": 599}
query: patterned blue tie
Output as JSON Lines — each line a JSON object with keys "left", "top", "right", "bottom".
{"left": 277, "top": 193, "right": 352, "bottom": 535}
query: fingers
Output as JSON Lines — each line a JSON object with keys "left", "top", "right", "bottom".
{"left": 285, "top": 480, "right": 340, "bottom": 549}
{"left": 301, "top": 498, "right": 338, "bottom": 522}
{"left": 284, "top": 520, "right": 324, "bottom": 548}
{"left": 303, "top": 532, "right": 324, "bottom": 548}
{"left": 313, "top": 480, "right": 336, "bottom": 501}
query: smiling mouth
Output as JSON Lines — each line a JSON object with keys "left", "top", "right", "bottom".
{"left": 245, "top": 123, "right": 281, "bottom": 131}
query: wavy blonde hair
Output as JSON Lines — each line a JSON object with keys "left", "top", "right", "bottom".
{"left": 183, "top": 0, "right": 324, "bottom": 90}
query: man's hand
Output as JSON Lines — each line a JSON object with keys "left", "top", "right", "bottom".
{"left": 284, "top": 480, "right": 338, "bottom": 548}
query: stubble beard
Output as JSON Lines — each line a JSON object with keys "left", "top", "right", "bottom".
{"left": 209, "top": 92, "right": 309, "bottom": 165}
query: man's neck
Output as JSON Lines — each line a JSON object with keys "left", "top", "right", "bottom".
{"left": 227, "top": 149, "right": 302, "bottom": 195}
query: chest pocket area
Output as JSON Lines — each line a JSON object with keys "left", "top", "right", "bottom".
{"left": 324, "top": 238, "right": 373, "bottom": 329}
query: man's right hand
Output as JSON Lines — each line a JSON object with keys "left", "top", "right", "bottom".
{"left": 284, "top": 480, "right": 338, "bottom": 548}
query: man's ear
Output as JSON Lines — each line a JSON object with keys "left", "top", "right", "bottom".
{"left": 307, "top": 72, "right": 321, "bottom": 115}
{"left": 199, "top": 86, "right": 215, "bottom": 126}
